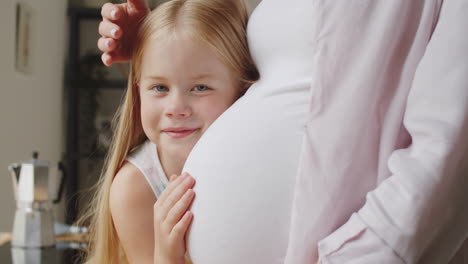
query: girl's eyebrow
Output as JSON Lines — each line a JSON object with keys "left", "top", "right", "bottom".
{"left": 142, "top": 74, "right": 213, "bottom": 80}
{"left": 142, "top": 75, "right": 168, "bottom": 81}
{"left": 191, "top": 73, "right": 214, "bottom": 80}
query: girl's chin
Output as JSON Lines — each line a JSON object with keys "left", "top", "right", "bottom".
{"left": 161, "top": 144, "right": 195, "bottom": 160}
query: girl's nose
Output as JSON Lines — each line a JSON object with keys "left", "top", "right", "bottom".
{"left": 165, "top": 94, "right": 192, "bottom": 118}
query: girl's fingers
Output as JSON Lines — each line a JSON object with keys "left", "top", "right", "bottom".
{"left": 160, "top": 174, "right": 195, "bottom": 216}
{"left": 101, "top": 3, "right": 122, "bottom": 21}
{"left": 157, "top": 173, "right": 189, "bottom": 205}
{"left": 97, "top": 37, "right": 117, "bottom": 53}
{"left": 171, "top": 211, "right": 193, "bottom": 242}
{"left": 166, "top": 189, "right": 195, "bottom": 228}
{"left": 169, "top": 174, "right": 178, "bottom": 182}
{"left": 98, "top": 20, "right": 122, "bottom": 39}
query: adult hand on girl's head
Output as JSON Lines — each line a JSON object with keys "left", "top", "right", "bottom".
{"left": 153, "top": 173, "right": 195, "bottom": 264}
{"left": 98, "top": 0, "right": 150, "bottom": 66}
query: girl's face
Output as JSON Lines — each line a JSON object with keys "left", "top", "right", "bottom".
{"left": 139, "top": 36, "right": 241, "bottom": 162}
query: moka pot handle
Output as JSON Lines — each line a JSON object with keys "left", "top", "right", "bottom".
{"left": 8, "top": 164, "right": 21, "bottom": 201}
{"left": 53, "top": 162, "right": 67, "bottom": 204}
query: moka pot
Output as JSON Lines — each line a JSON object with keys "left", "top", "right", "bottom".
{"left": 8, "top": 152, "right": 65, "bottom": 248}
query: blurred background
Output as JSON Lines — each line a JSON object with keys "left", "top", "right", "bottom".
{"left": 0, "top": 0, "right": 261, "bottom": 235}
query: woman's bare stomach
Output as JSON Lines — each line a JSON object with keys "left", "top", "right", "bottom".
{"left": 184, "top": 79, "right": 310, "bottom": 263}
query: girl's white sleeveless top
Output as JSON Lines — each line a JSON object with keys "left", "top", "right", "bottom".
{"left": 127, "top": 140, "right": 168, "bottom": 199}
{"left": 184, "top": 0, "right": 313, "bottom": 263}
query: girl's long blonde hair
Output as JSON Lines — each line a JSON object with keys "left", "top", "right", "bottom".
{"left": 80, "top": 0, "right": 258, "bottom": 263}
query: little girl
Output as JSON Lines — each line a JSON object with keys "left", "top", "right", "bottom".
{"left": 81, "top": 1, "right": 259, "bottom": 263}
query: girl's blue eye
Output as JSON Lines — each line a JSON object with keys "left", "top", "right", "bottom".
{"left": 193, "top": 85, "right": 209, "bottom": 92}
{"left": 153, "top": 85, "right": 168, "bottom": 92}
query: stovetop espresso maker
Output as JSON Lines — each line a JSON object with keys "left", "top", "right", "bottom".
{"left": 8, "top": 152, "right": 65, "bottom": 248}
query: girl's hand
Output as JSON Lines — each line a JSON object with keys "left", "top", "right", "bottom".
{"left": 153, "top": 173, "right": 195, "bottom": 264}
{"left": 98, "top": 0, "right": 150, "bottom": 66}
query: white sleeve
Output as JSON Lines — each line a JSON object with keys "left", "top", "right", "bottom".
{"left": 318, "top": 0, "right": 468, "bottom": 263}
{"left": 318, "top": 214, "right": 404, "bottom": 264}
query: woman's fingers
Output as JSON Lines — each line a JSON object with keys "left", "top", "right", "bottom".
{"left": 98, "top": 1, "right": 150, "bottom": 66}
{"left": 101, "top": 52, "right": 112, "bottom": 66}
{"left": 97, "top": 37, "right": 117, "bottom": 53}
{"left": 166, "top": 188, "right": 195, "bottom": 228}
{"left": 101, "top": 51, "right": 133, "bottom": 66}
{"left": 98, "top": 20, "right": 122, "bottom": 39}
{"left": 101, "top": 3, "right": 122, "bottom": 21}
{"left": 126, "top": 0, "right": 150, "bottom": 13}
{"left": 171, "top": 211, "right": 193, "bottom": 242}
{"left": 99, "top": 3, "right": 122, "bottom": 66}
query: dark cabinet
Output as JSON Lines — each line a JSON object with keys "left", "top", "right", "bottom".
{"left": 65, "top": 7, "right": 126, "bottom": 223}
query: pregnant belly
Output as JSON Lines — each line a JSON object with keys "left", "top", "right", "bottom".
{"left": 183, "top": 81, "right": 309, "bottom": 263}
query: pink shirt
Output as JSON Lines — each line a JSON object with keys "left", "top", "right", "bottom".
{"left": 284, "top": 1, "right": 468, "bottom": 263}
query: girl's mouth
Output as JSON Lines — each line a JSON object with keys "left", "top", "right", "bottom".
{"left": 162, "top": 128, "right": 199, "bottom": 139}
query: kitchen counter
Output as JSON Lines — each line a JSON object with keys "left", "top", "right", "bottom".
{"left": 0, "top": 242, "right": 84, "bottom": 264}
{"left": 0, "top": 232, "right": 87, "bottom": 264}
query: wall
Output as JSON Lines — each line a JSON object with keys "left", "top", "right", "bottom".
{"left": 0, "top": 0, "right": 67, "bottom": 231}
{"left": 244, "top": 0, "right": 263, "bottom": 13}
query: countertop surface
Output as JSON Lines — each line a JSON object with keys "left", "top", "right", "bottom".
{"left": 0, "top": 232, "right": 87, "bottom": 264}
{"left": 0, "top": 242, "right": 85, "bottom": 264}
